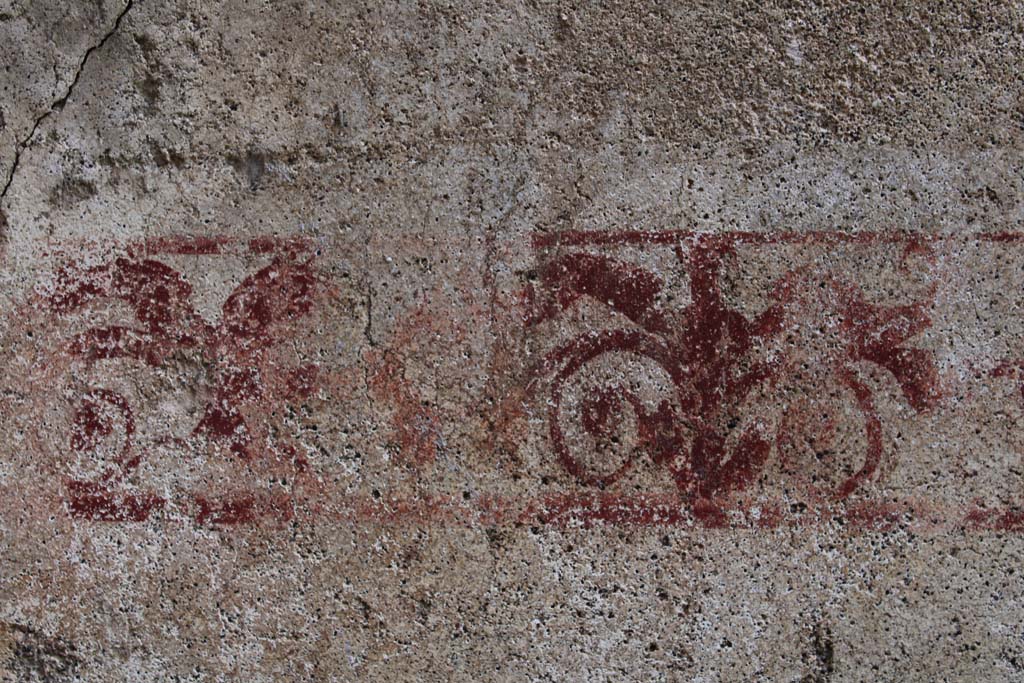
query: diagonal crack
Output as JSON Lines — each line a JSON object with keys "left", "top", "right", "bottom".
{"left": 0, "top": 0, "right": 135, "bottom": 215}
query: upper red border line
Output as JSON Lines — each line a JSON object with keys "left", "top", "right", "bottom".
{"left": 532, "top": 229, "right": 1024, "bottom": 249}
{"left": 126, "top": 234, "right": 315, "bottom": 257}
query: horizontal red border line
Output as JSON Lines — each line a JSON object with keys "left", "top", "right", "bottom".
{"left": 532, "top": 230, "right": 1024, "bottom": 249}
{"left": 126, "top": 234, "right": 315, "bottom": 256}
{"left": 53, "top": 489, "right": 1024, "bottom": 533}
{"left": 319, "top": 493, "right": 1024, "bottom": 533}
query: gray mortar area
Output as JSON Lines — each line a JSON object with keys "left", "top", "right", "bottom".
{"left": 1, "top": 1, "right": 1024, "bottom": 681}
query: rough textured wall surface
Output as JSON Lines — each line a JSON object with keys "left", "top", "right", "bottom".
{"left": 1, "top": 1, "right": 1023, "bottom": 681}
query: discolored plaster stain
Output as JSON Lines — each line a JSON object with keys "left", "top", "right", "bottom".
{"left": 230, "top": 149, "right": 270, "bottom": 191}
{"left": 48, "top": 176, "right": 97, "bottom": 208}
{"left": 134, "top": 72, "right": 161, "bottom": 110}
{"left": 802, "top": 621, "right": 835, "bottom": 683}
{"left": 145, "top": 139, "right": 185, "bottom": 169}
{"left": 0, "top": 622, "right": 81, "bottom": 683}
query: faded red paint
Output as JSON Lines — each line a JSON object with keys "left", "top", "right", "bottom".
{"left": 133, "top": 235, "right": 234, "bottom": 256}
{"left": 63, "top": 389, "right": 158, "bottom": 522}
{"left": 305, "top": 492, "right": 998, "bottom": 532}
{"left": 991, "top": 361, "right": 1024, "bottom": 403}
{"left": 964, "top": 506, "right": 1024, "bottom": 532}
{"left": 45, "top": 235, "right": 325, "bottom": 524}
{"left": 365, "top": 305, "right": 450, "bottom": 465}
{"left": 367, "top": 351, "right": 444, "bottom": 466}
{"left": 9, "top": 229, "right": 1024, "bottom": 530}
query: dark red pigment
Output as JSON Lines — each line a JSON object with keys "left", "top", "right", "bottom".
{"left": 532, "top": 228, "right": 1024, "bottom": 249}
{"left": 65, "top": 481, "right": 164, "bottom": 522}
{"left": 63, "top": 390, "right": 162, "bottom": 521}
{"left": 528, "top": 232, "right": 941, "bottom": 505}
{"left": 194, "top": 493, "right": 294, "bottom": 525}
{"left": 44, "top": 229, "right": 1016, "bottom": 529}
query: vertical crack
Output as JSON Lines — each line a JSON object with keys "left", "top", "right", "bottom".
{"left": 364, "top": 280, "right": 376, "bottom": 347}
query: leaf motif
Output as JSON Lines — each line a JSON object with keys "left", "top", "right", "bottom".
{"left": 110, "top": 258, "right": 194, "bottom": 335}
{"left": 529, "top": 253, "right": 669, "bottom": 334}
{"left": 220, "top": 257, "right": 317, "bottom": 348}
{"left": 843, "top": 295, "right": 940, "bottom": 410}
